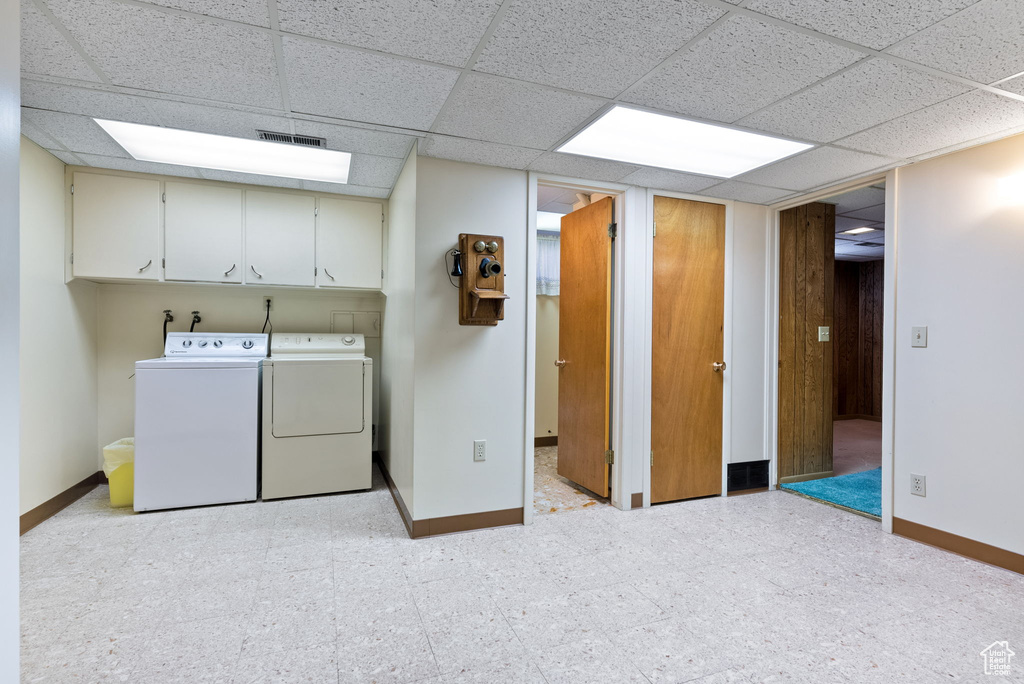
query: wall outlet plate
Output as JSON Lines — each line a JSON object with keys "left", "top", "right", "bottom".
{"left": 912, "top": 326, "right": 927, "bottom": 348}
{"left": 911, "top": 473, "right": 926, "bottom": 497}
{"left": 473, "top": 439, "right": 486, "bottom": 462}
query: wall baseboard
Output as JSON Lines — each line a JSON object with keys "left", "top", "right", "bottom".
{"left": 834, "top": 414, "right": 882, "bottom": 422}
{"left": 534, "top": 436, "right": 558, "bottom": 447}
{"left": 893, "top": 517, "right": 1023, "bottom": 576}
{"left": 20, "top": 471, "right": 103, "bottom": 535}
{"left": 779, "top": 470, "right": 834, "bottom": 485}
{"left": 375, "top": 454, "right": 523, "bottom": 539}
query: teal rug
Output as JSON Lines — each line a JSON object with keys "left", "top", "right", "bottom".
{"left": 781, "top": 467, "right": 881, "bottom": 517}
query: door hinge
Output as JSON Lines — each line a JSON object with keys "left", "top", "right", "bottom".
{"left": 608, "top": 222, "right": 617, "bottom": 239}
{"left": 161, "top": 192, "right": 166, "bottom": 203}
{"left": 161, "top": 258, "right": 165, "bottom": 268}
{"left": 653, "top": 221, "right": 657, "bottom": 237}
{"left": 381, "top": 213, "right": 385, "bottom": 223}
{"left": 314, "top": 267, "right": 318, "bottom": 276}
{"left": 70, "top": 252, "right": 73, "bottom": 264}
{"left": 315, "top": 206, "right": 319, "bottom": 217}
{"left": 69, "top": 184, "right": 74, "bottom": 195}
{"left": 605, "top": 449, "right": 615, "bottom": 465}
{"left": 650, "top": 451, "right": 654, "bottom": 467}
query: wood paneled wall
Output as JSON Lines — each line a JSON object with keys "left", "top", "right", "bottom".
{"left": 778, "top": 202, "right": 835, "bottom": 482}
{"left": 833, "top": 259, "right": 884, "bottom": 419}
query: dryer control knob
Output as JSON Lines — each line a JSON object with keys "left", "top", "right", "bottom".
{"left": 213, "top": 340, "right": 223, "bottom": 348}
{"left": 182, "top": 339, "right": 192, "bottom": 348}
{"left": 197, "top": 340, "right": 208, "bottom": 348}
{"left": 242, "top": 340, "right": 254, "bottom": 349}
{"left": 343, "top": 336, "right": 355, "bottom": 345}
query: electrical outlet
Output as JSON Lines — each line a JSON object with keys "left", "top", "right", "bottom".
{"left": 473, "top": 440, "right": 486, "bottom": 462}
{"left": 263, "top": 296, "right": 273, "bottom": 311}
{"left": 911, "top": 473, "right": 926, "bottom": 497}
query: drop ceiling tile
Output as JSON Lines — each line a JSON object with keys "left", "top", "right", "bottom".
{"left": 348, "top": 155, "right": 404, "bottom": 188}
{"left": 887, "top": 0, "right": 1024, "bottom": 83}
{"left": 837, "top": 90, "right": 1024, "bottom": 159}
{"left": 47, "top": 0, "right": 282, "bottom": 108}
{"left": 284, "top": 37, "right": 459, "bottom": 131}
{"left": 22, "top": 109, "right": 128, "bottom": 157}
{"left": 20, "top": 0, "right": 101, "bottom": 81}
{"left": 21, "top": 81, "right": 159, "bottom": 123}
{"left": 527, "top": 152, "right": 639, "bottom": 183}
{"left": 195, "top": 168, "right": 303, "bottom": 189}
{"left": 301, "top": 181, "right": 390, "bottom": 198}
{"left": 735, "top": 146, "right": 896, "bottom": 191}
{"left": 738, "top": 59, "right": 969, "bottom": 143}
{"left": 835, "top": 216, "right": 878, "bottom": 233}
{"left": 289, "top": 121, "right": 415, "bottom": 158}
{"left": 699, "top": 180, "right": 795, "bottom": 205}
{"left": 75, "top": 153, "right": 201, "bottom": 178}
{"left": 144, "top": 100, "right": 289, "bottom": 139}
{"left": 474, "top": 0, "right": 724, "bottom": 98}
{"left": 618, "top": 167, "right": 720, "bottom": 194}
{"left": 418, "top": 135, "right": 544, "bottom": 170}
{"left": 840, "top": 204, "right": 886, "bottom": 223}
{"left": 277, "top": 0, "right": 501, "bottom": 67}
{"left": 745, "top": 0, "right": 977, "bottom": 50}
{"left": 997, "top": 75, "right": 1024, "bottom": 96}
{"left": 139, "top": 0, "right": 270, "bottom": 27}
{"left": 45, "top": 149, "right": 86, "bottom": 165}
{"left": 20, "top": 113, "right": 61, "bottom": 149}
{"left": 621, "top": 16, "right": 863, "bottom": 123}
{"left": 824, "top": 185, "right": 886, "bottom": 214}
{"left": 432, "top": 74, "right": 605, "bottom": 148}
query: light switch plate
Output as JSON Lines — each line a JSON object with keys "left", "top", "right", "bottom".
{"left": 912, "top": 326, "right": 928, "bottom": 348}
{"left": 818, "top": 326, "right": 830, "bottom": 342}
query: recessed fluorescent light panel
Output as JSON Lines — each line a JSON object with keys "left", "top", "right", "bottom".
{"left": 94, "top": 119, "right": 351, "bottom": 184}
{"left": 842, "top": 227, "right": 877, "bottom": 235}
{"left": 557, "top": 106, "right": 812, "bottom": 178}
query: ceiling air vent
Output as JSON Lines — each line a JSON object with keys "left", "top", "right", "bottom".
{"left": 256, "top": 130, "right": 326, "bottom": 148}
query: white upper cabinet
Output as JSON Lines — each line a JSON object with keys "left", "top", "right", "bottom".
{"left": 164, "top": 182, "right": 243, "bottom": 283}
{"left": 316, "top": 198, "right": 383, "bottom": 289}
{"left": 72, "top": 172, "right": 160, "bottom": 280}
{"left": 244, "top": 191, "right": 316, "bottom": 287}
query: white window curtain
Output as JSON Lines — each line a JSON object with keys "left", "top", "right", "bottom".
{"left": 537, "top": 232, "right": 560, "bottom": 296}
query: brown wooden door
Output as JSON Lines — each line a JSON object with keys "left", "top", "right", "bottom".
{"left": 778, "top": 202, "right": 835, "bottom": 482}
{"left": 651, "top": 196, "right": 725, "bottom": 503}
{"left": 557, "top": 197, "right": 613, "bottom": 497}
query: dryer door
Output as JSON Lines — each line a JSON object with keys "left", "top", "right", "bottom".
{"left": 272, "top": 359, "right": 364, "bottom": 437}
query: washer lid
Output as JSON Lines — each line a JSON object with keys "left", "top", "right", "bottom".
{"left": 135, "top": 357, "right": 263, "bottom": 370}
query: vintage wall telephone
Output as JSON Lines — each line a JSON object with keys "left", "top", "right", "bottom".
{"left": 454, "top": 233, "right": 509, "bottom": 326}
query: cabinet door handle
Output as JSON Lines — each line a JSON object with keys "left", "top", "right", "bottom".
{"left": 323, "top": 268, "right": 335, "bottom": 281}
{"left": 138, "top": 259, "right": 152, "bottom": 273}
{"left": 224, "top": 263, "right": 236, "bottom": 277}
{"left": 251, "top": 265, "right": 263, "bottom": 278}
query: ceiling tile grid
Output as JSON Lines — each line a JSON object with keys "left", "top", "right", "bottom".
{"left": 44, "top": 148, "right": 85, "bottom": 165}
{"left": 736, "top": 146, "right": 897, "bottom": 191}
{"left": 527, "top": 152, "right": 640, "bottom": 183}
{"left": 283, "top": 120, "right": 416, "bottom": 159}
{"left": 20, "top": 113, "right": 61, "bottom": 150}
{"left": 737, "top": 58, "right": 970, "bottom": 143}
{"left": 473, "top": 0, "right": 725, "bottom": 98}
{"left": 283, "top": 36, "right": 460, "bottom": 131}
{"left": 300, "top": 181, "right": 390, "bottom": 198}
{"left": 837, "top": 90, "right": 1024, "bottom": 159}
{"left": 75, "top": 152, "right": 203, "bottom": 178}
{"left": 697, "top": 180, "right": 795, "bottom": 204}
{"left": 617, "top": 167, "right": 721, "bottom": 194}
{"left": 346, "top": 154, "right": 405, "bottom": 188}
{"left": 46, "top": 0, "right": 283, "bottom": 108}
{"left": 826, "top": 185, "right": 886, "bottom": 214}
{"left": 22, "top": 80, "right": 160, "bottom": 124}
{"left": 20, "top": 0, "right": 101, "bottom": 82}
{"left": 431, "top": 74, "right": 606, "bottom": 149}
{"left": 886, "top": 0, "right": 1024, "bottom": 83}
{"left": 744, "top": 0, "right": 980, "bottom": 51}
{"left": 142, "top": 0, "right": 270, "bottom": 27}
{"left": 621, "top": 15, "right": 865, "bottom": 123}
{"left": 417, "top": 135, "right": 544, "bottom": 170}
{"left": 22, "top": 109, "right": 130, "bottom": 157}
{"left": 276, "top": 0, "right": 503, "bottom": 68}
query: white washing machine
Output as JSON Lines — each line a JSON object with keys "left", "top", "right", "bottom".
{"left": 262, "top": 333, "right": 373, "bottom": 500}
{"left": 134, "top": 332, "right": 267, "bottom": 512}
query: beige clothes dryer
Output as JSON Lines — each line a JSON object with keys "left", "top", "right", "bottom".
{"left": 261, "top": 333, "right": 372, "bottom": 499}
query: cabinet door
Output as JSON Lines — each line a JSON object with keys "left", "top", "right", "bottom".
{"left": 72, "top": 172, "right": 160, "bottom": 280}
{"left": 244, "top": 191, "right": 316, "bottom": 287}
{"left": 316, "top": 198, "right": 383, "bottom": 289}
{"left": 164, "top": 182, "right": 243, "bottom": 283}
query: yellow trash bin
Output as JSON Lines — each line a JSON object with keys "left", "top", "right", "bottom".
{"left": 103, "top": 438, "right": 135, "bottom": 508}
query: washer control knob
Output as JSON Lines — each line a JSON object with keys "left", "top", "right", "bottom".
{"left": 343, "top": 336, "right": 355, "bottom": 345}
{"left": 197, "top": 340, "right": 208, "bottom": 348}
{"left": 242, "top": 339, "right": 254, "bottom": 349}
{"left": 182, "top": 339, "right": 192, "bottom": 348}
{"left": 213, "top": 340, "right": 223, "bottom": 348}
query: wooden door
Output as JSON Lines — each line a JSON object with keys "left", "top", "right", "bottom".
{"left": 164, "top": 182, "right": 243, "bottom": 283}
{"left": 317, "top": 198, "right": 383, "bottom": 289}
{"left": 72, "top": 172, "right": 160, "bottom": 280}
{"left": 556, "top": 197, "right": 613, "bottom": 497}
{"left": 651, "top": 197, "right": 725, "bottom": 503}
{"left": 778, "top": 202, "right": 835, "bottom": 482}
{"left": 244, "top": 191, "right": 316, "bottom": 287}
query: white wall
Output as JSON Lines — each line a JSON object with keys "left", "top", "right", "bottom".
{"left": 893, "top": 133, "right": 1024, "bottom": 555}
{"left": 412, "top": 156, "right": 528, "bottom": 520}
{"left": 0, "top": 0, "right": 20, "bottom": 674}
{"left": 20, "top": 139, "right": 99, "bottom": 513}
{"left": 379, "top": 148, "right": 417, "bottom": 511}
{"left": 728, "top": 202, "right": 770, "bottom": 463}
{"left": 535, "top": 295, "right": 558, "bottom": 439}
{"left": 95, "top": 283, "right": 382, "bottom": 458}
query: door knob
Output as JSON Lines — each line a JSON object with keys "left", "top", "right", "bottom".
{"left": 554, "top": 359, "right": 566, "bottom": 368}
{"left": 712, "top": 361, "right": 727, "bottom": 373}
